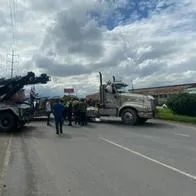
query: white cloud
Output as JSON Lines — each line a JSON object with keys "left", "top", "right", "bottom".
{"left": 0, "top": 0, "right": 196, "bottom": 97}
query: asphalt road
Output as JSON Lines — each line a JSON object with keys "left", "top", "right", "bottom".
{"left": 1, "top": 119, "right": 196, "bottom": 196}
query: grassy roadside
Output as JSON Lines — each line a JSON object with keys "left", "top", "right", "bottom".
{"left": 156, "top": 108, "right": 196, "bottom": 124}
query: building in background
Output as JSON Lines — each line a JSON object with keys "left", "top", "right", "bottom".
{"left": 133, "top": 83, "right": 196, "bottom": 105}
{"left": 86, "top": 83, "right": 196, "bottom": 106}
{"left": 86, "top": 92, "right": 99, "bottom": 101}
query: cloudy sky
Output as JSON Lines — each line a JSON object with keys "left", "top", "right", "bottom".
{"left": 0, "top": 0, "right": 196, "bottom": 97}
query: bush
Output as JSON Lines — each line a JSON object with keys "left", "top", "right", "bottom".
{"left": 156, "top": 108, "right": 196, "bottom": 124}
{"left": 167, "top": 93, "right": 196, "bottom": 116}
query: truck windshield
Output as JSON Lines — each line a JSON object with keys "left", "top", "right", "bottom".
{"left": 115, "top": 83, "right": 131, "bottom": 93}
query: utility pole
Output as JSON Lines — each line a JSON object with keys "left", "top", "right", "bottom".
{"left": 11, "top": 50, "right": 14, "bottom": 78}
{"left": 74, "top": 85, "right": 78, "bottom": 97}
{"left": 131, "top": 79, "right": 134, "bottom": 92}
{"left": 7, "top": 50, "right": 19, "bottom": 78}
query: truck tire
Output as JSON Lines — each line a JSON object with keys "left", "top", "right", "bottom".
{"left": 121, "top": 108, "right": 138, "bottom": 125}
{"left": 138, "top": 118, "right": 148, "bottom": 124}
{"left": 0, "top": 112, "right": 16, "bottom": 131}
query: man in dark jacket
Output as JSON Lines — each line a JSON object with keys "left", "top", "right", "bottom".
{"left": 80, "top": 99, "right": 88, "bottom": 126}
{"left": 53, "top": 99, "right": 64, "bottom": 134}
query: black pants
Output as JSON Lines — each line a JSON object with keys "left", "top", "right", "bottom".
{"left": 80, "top": 112, "right": 86, "bottom": 125}
{"left": 68, "top": 112, "right": 72, "bottom": 125}
{"left": 47, "top": 112, "right": 51, "bottom": 125}
{"left": 63, "top": 109, "right": 67, "bottom": 120}
{"left": 84, "top": 112, "right": 88, "bottom": 125}
{"left": 55, "top": 119, "right": 63, "bottom": 133}
{"left": 75, "top": 112, "right": 80, "bottom": 125}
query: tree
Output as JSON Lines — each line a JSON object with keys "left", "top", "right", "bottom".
{"left": 167, "top": 93, "right": 196, "bottom": 116}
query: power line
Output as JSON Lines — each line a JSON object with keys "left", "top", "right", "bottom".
{"left": 11, "top": 50, "right": 14, "bottom": 78}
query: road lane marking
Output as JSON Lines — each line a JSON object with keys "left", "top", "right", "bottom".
{"left": 100, "top": 137, "right": 196, "bottom": 181}
{"left": 174, "top": 133, "right": 190, "bottom": 137}
{"left": 0, "top": 134, "right": 12, "bottom": 194}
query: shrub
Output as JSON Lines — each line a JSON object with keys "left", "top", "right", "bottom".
{"left": 156, "top": 108, "right": 196, "bottom": 124}
{"left": 167, "top": 93, "right": 196, "bottom": 116}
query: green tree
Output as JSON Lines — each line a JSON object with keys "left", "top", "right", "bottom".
{"left": 167, "top": 93, "right": 196, "bottom": 116}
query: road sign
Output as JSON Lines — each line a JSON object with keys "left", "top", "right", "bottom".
{"left": 64, "top": 88, "right": 74, "bottom": 93}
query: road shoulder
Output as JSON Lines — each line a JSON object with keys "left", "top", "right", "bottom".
{"left": 0, "top": 134, "right": 12, "bottom": 194}
{"left": 150, "top": 119, "right": 196, "bottom": 130}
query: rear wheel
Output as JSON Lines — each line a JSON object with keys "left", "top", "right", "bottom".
{"left": 0, "top": 112, "right": 17, "bottom": 131}
{"left": 121, "top": 108, "right": 138, "bottom": 125}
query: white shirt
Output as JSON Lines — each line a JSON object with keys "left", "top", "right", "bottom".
{"left": 46, "top": 101, "right": 51, "bottom": 112}
{"left": 105, "top": 85, "right": 113, "bottom": 93}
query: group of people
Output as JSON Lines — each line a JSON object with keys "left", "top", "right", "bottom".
{"left": 46, "top": 98, "right": 88, "bottom": 135}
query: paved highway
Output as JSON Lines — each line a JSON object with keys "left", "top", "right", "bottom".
{"left": 1, "top": 120, "right": 196, "bottom": 196}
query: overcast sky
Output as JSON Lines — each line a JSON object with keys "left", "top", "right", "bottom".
{"left": 0, "top": 0, "right": 196, "bottom": 97}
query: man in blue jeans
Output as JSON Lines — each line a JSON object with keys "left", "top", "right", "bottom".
{"left": 53, "top": 99, "right": 65, "bottom": 134}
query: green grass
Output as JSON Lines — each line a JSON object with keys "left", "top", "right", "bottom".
{"left": 156, "top": 108, "right": 196, "bottom": 124}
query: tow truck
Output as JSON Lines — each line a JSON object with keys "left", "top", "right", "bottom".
{"left": 0, "top": 72, "right": 50, "bottom": 131}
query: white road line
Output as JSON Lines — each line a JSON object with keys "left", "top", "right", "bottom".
{"left": 0, "top": 134, "right": 12, "bottom": 194}
{"left": 174, "top": 133, "right": 190, "bottom": 137}
{"left": 100, "top": 137, "right": 196, "bottom": 181}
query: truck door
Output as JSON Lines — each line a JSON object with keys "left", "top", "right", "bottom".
{"left": 104, "top": 84, "right": 119, "bottom": 108}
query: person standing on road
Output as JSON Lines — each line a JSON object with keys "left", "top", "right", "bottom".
{"left": 84, "top": 99, "right": 88, "bottom": 126}
{"left": 63, "top": 100, "right": 68, "bottom": 123}
{"left": 73, "top": 100, "right": 80, "bottom": 126}
{"left": 53, "top": 99, "right": 64, "bottom": 134}
{"left": 46, "top": 99, "right": 52, "bottom": 126}
{"left": 67, "top": 99, "right": 73, "bottom": 126}
{"left": 80, "top": 99, "right": 87, "bottom": 126}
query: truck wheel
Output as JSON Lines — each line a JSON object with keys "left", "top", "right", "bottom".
{"left": 0, "top": 112, "right": 16, "bottom": 131}
{"left": 121, "top": 109, "right": 138, "bottom": 125}
{"left": 138, "top": 118, "right": 148, "bottom": 124}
